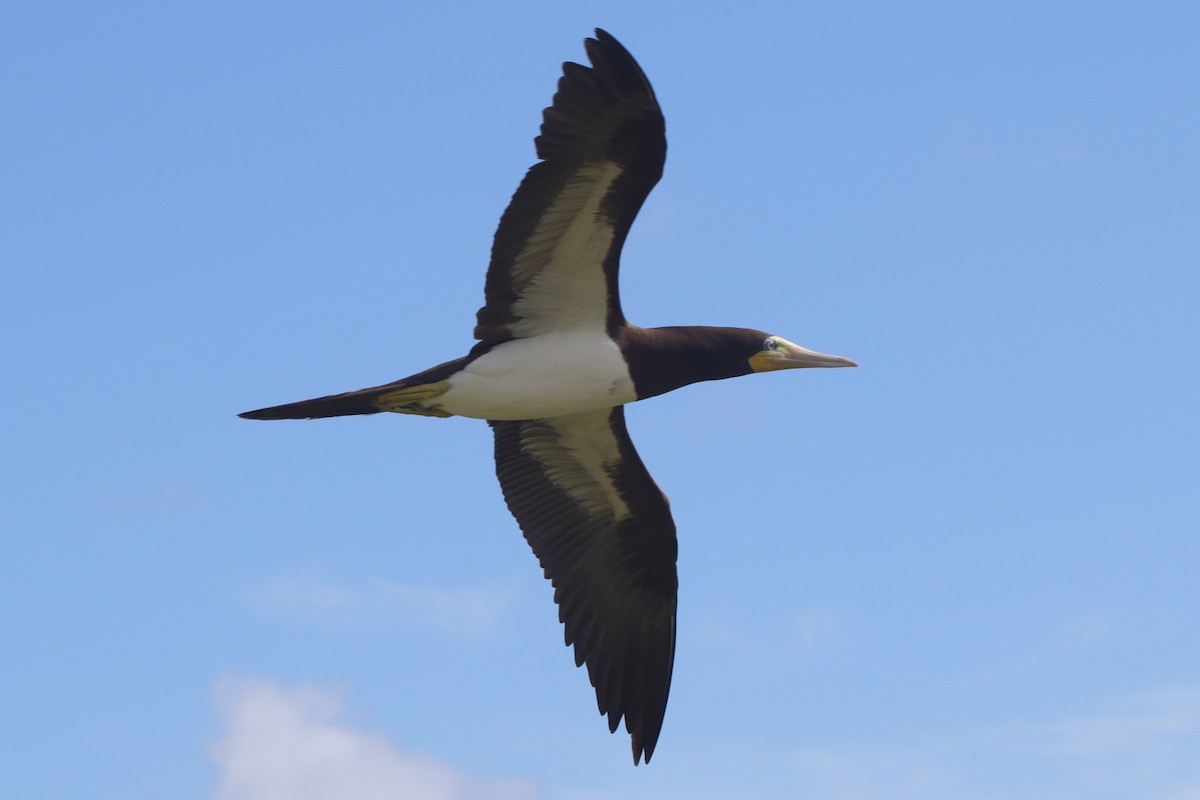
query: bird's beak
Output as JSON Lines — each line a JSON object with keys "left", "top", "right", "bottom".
{"left": 750, "top": 337, "right": 858, "bottom": 372}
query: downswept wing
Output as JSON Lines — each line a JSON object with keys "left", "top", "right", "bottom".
{"left": 474, "top": 29, "right": 665, "bottom": 344}
{"left": 489, "top": 408, "right": 677, "bottom": 764}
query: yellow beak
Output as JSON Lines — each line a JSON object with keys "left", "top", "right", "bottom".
{"left": 749, "top": 337, "right": 858, "bottom": 372}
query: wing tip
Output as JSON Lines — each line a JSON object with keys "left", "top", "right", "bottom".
{"left": 631, "top": 729, "right": 661, "bottom": 766}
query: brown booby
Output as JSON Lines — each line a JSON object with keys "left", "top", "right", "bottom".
{"left": 240, "top": 29, "right": 855, "bottom": 764}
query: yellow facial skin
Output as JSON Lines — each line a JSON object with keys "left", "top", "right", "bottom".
{"left": 749, "top": 336, "right": 858, "bottom": 372}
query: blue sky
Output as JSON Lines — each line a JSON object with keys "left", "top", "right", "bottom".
{"left": 3, "top": 1, "right": 1199, "bottom": 798}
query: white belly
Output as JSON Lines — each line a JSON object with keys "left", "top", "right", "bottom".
{"left": 435, "top": 331, "right": 637, "bottom": 420}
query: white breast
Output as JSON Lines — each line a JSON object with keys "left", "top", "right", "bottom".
{"left": 435, "top": 331, "right": 637, "bottom": 420}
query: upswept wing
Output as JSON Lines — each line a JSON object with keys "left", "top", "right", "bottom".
{"left": 489, "top": 407, "right": 677, "bottom": 764}
{"left": 474, "top": 29, "right": 665, "bottom": 344}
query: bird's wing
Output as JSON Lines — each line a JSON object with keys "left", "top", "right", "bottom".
{"left": 474, "top": 29, "right": 665, "bottom": 345}
{"left": 489, "top": 407, "right": 677, "bottom": 764}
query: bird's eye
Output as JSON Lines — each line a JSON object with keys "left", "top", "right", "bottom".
{"left": 763, "top": 338, "right": 778, "bottom": 351}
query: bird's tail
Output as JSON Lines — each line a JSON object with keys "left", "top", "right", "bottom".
{"left": 239, "top": 355, "right": 472, "bottom": 421}
{"left": 239, "top": 383, "right": 402, "bottom": 420}
{"left": 240, "top": 380, "right": 460, "bottom": 420}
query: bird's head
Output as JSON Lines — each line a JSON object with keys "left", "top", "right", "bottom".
{"left": 621, "top": 326, "right": 856, "bottom": 399}
{"left": 748, "top": 334, "right": 858, "bottom": 372}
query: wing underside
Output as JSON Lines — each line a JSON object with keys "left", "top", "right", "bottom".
{"left": 489, "top": 407, "right": 677, "bottom": 763}
{"left": 474, "top": 30, "right": 665, "bottom": 345}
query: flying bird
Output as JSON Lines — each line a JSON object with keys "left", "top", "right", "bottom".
{"left": 240, "top": 29, "right": 855, "bottom": 764}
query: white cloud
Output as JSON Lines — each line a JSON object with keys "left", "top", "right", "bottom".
{"left": 209, "top": 675, "right": 536, "bottom": 800}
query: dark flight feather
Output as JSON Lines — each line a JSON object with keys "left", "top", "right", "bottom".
{"left": 490, "top": 407, "right": 676, "bottom": 764}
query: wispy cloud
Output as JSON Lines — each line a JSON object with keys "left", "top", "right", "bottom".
{"left": 93, "top": 478, "right": 204, "bottom": 517}
{"left": 775, "top": 686, "right": 1200, "bottom": 800}
{"left": 209, "top": 675, "right": 537, "bottom": 800}
{"left": 692, "top": 606, "right": 850, "bottom": 665}
{"left": 951, "top": 614, "right": 1112, "bottom": 691}
{"left": 241, "top": 572, "right": 515, "bottom": 637}
{"left": 941, "top": 125, "right": 1098, "bottom": 176}
{"left": 1037, "top": 687, "right": 1200, "bottom": 762}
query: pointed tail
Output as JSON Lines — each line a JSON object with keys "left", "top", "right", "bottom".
{"left": 240, "top": 356, "right": 471, "bottom": 421}
{"left": 239, "top": 385, "right": 393, "bottom": 420}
